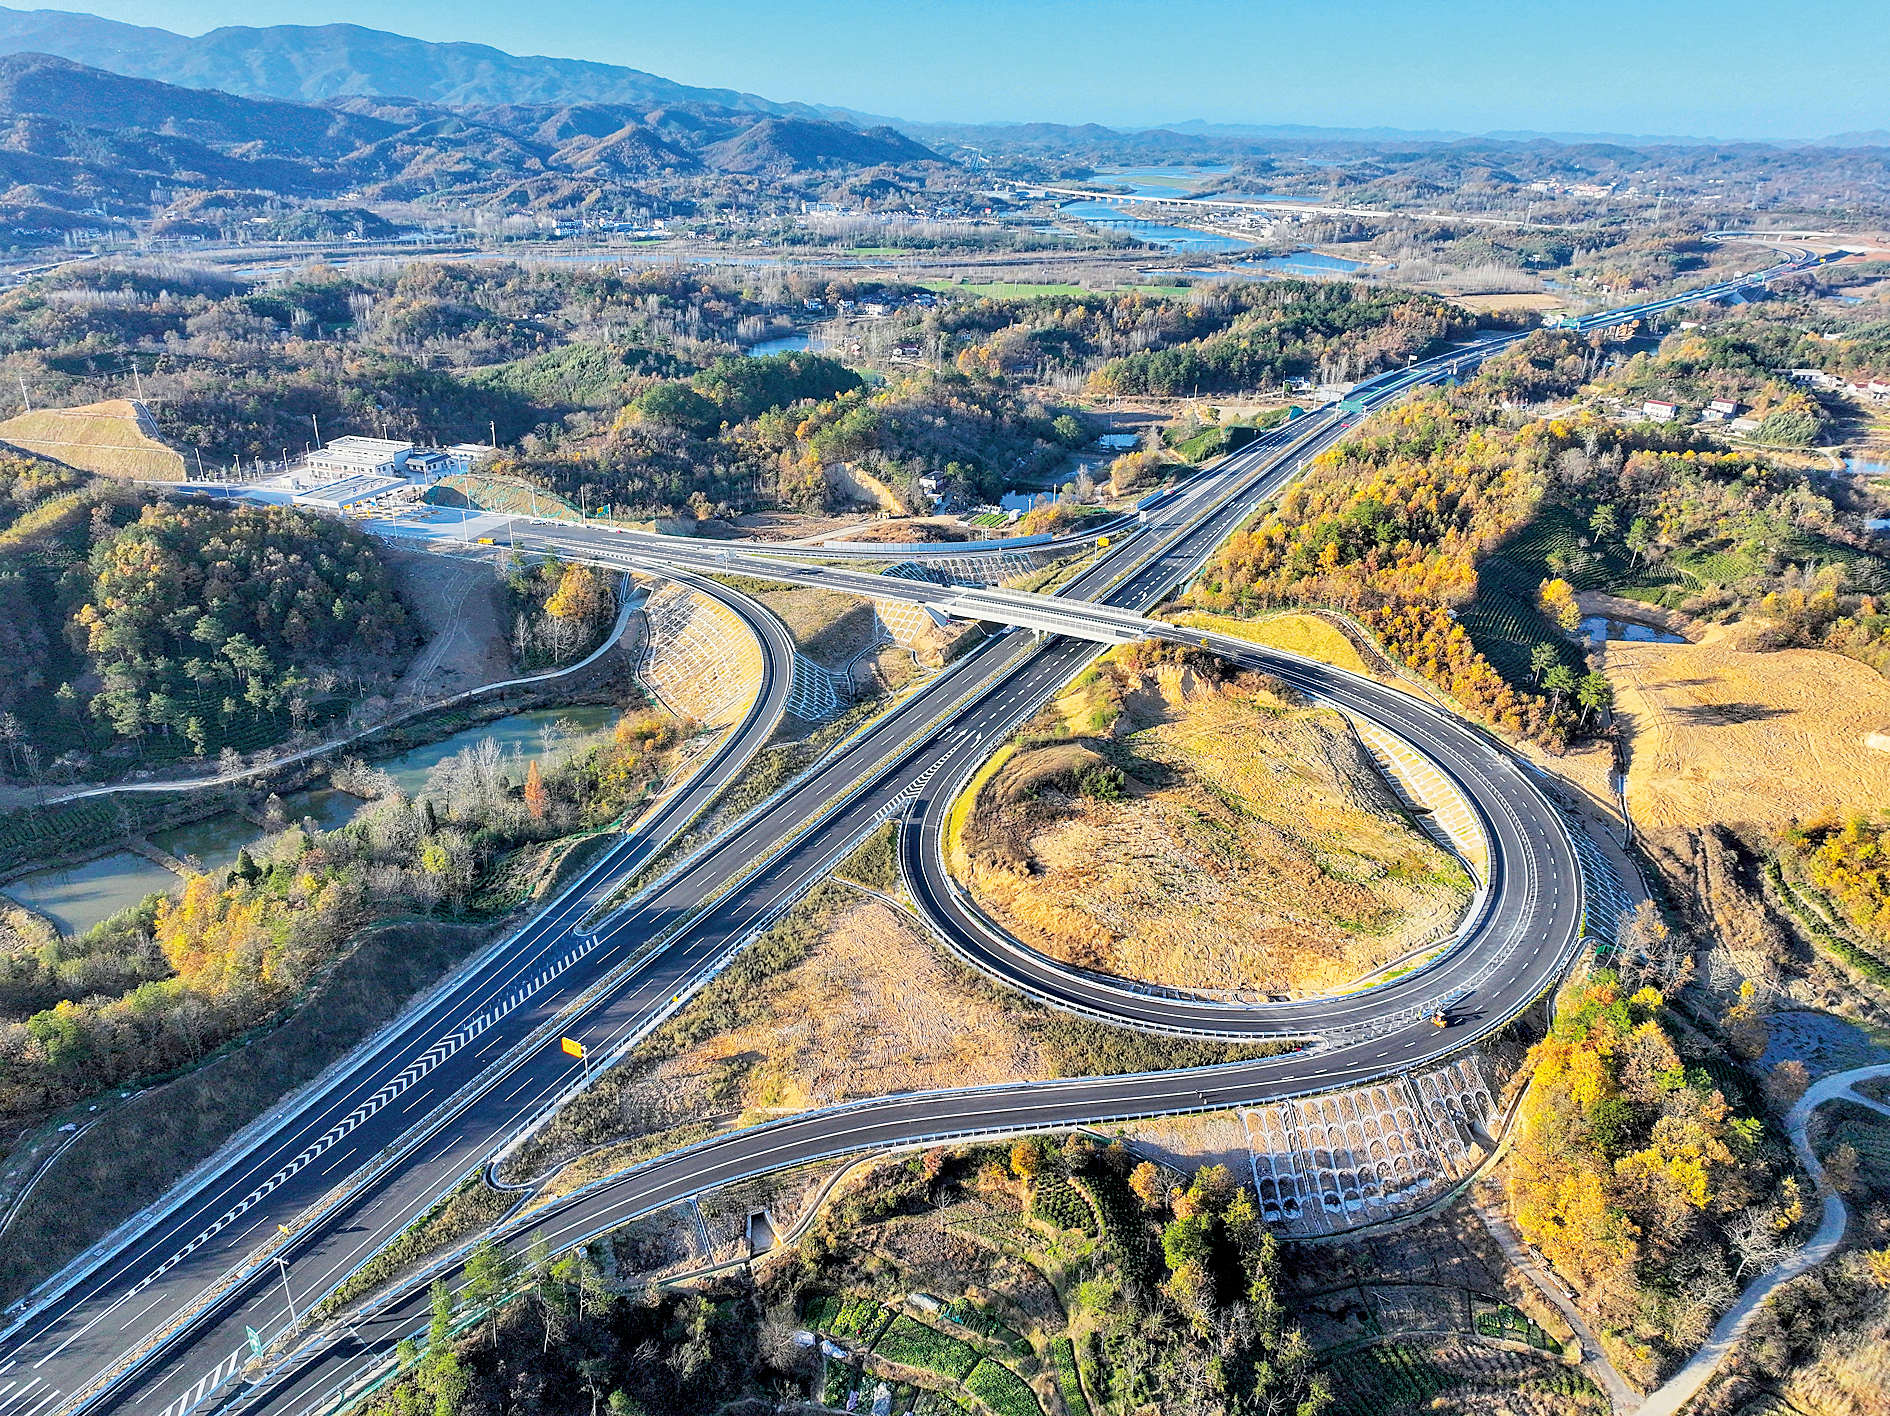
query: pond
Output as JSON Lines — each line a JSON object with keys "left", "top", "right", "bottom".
{"left": 150, "top": 813, "right": 262, "bottom": 874}
{"left": 1059, "top": 200, "right": 1256, "bottom": 254}
{"left": 2, "top": 851, "right": 179, "bottom": 937}
{"left": 747, "top": 331, "right": 829, "bottom": 358}
{"left": 3, "top": 705, "right": 627, "bottom": 935}
{"left": 1581, "top": 615, "right": 1685, "bottom": 646}
{"left": 375, "top": 705, "right": 621, "bottom": 798}
{"left": 1845, "top": 455, "right": 1890, "bottom": 478}
{"left": 999, "top": 490, "right": 1054, "bottom": 514}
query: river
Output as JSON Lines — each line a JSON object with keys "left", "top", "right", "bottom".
{"left": 1058, "top": 199, "right": 1257, "bottom": 254}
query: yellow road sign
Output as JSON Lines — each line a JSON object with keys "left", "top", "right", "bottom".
{"left": 560, "top": 1037, "right": 585, "bottom": 1059}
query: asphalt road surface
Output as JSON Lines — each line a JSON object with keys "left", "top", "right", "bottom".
{"left": 0, "top": 250, "right": 1822, "bottom": 1416}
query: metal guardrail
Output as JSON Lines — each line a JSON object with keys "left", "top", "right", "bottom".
{"left": 65, "top": 254, "right": 1797, "bottom": 1415}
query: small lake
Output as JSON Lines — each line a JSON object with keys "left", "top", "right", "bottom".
{"left": 376, "top": 705, "right": 621, "bottom": 798}
{"left": 1845, "top": 455, "right": 1890, "bottom": 478}
{"left": 2, "top": 851, "right": 179, "bottom": 937}
{"left": 1581, "top": 615, "right": 1685, "bottom": 646}
{"left": 1060, "top": 200, "right": 1255, "bottom": 254}
{"left": 999, "top": 490, "right": 1056, "bottom": 514}
{"left": 2, "top": 705, "right": 625, "bottom": 936}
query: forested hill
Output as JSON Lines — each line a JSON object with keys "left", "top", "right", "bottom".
{"left": 0, "top": 52, "right": 945, "bottom": 241}
{"left": 0, "top": 5, "right": 842, "bottom": 116}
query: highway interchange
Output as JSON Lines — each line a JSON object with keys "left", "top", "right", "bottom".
{"left": 0, "top": 250, "right": 1828, "bottom": 1416}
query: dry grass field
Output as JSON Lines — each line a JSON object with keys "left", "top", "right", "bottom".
{"left": 1166, "top": 608, "right": 1389, "bottom": 681}
{"left": 962, "top": 657, "right": 1471, "bottom": 995}
{"left": 744, "top": 582, "right": 884, "bottom": 667}
{"left": 0, "top": 399, "right": 186, "bottom": 480}
{"left": 1609, "top": 636, "right": 1890, "bottom": 833}
{"left": 1448, "top": 292, "right": 1571, "bottom": 314}
{"left": 653, "top": 897, "right": 1052, "bottom": 1112}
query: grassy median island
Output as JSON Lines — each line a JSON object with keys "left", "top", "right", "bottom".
{"left": 498, "top": 871, "right": 1286, "bottom": 1198}
{"left": 955, "top": 640, "right": 1471, "bottom": 998}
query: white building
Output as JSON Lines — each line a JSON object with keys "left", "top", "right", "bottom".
{"left": 1643, "top": 399, "right": 1679, "bottom": 423}
{"left": 305, "top": 436, "right": 415, "bottom": 481}
{"left": 443, "top": 443, "right": 497, "bottom": 473}
{"left": 294, "top": 474, "right": 414, "bottom": 511}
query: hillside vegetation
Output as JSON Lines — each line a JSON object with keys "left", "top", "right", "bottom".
{"left": 1191, "top": 323, "right": 1890, "bottom": 750}
{"left": 1504, "top": 971, "right": 1789, "bottom": 1389}
{"left": 0, "top": 705, "right": 677, "bottom": 1142}
{"left": 960, "top": 641, "right": 1470, "bottom": 996}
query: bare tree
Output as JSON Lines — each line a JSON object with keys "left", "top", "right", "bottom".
{"left": 1726, "top": 1206, "right": 1792, "bottom": 1277}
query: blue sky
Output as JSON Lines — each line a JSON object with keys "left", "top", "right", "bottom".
{"left": 66, "top": 0, "right": 1887, "bottom": 138}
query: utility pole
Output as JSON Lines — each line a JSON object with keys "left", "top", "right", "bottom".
{"left": 16, "top": 375, "right": 28, "bottom": 413}
{"left": 311, "top": 412, "right": 321, "bottom": 448}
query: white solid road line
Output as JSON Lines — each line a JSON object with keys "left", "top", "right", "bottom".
{"left": 14, "top": 289, "right": 1717, "bottom": 1410}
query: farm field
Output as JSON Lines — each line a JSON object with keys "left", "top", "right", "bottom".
{"left": 1447, "top": 292, "right": 1571, "bottom": 313}
{"left": 1607, "top": 636, "right": 1890, "bottom": 833}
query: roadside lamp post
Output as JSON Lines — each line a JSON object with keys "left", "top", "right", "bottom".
{"left": 273, "top": 1225, "right": 299, "bottom": 1328}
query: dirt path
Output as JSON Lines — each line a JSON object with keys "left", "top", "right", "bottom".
{"left": 1633, "top": 1061, "right": 1890, "bottom": 1416}
{"left": 1473, "top": 1200, "right": 1639, "bottom": 1412}
{"left": 385, "top": 548, "right": 512, "bottom": 702}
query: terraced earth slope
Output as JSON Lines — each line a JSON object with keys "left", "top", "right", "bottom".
{"left": 0, "top": 398, "right": 186, "bottom": 480}
{"left": 958, "top": 644, "right": 1472, "bottom": 996}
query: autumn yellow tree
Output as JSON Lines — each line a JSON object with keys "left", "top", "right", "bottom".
{"left": 1537, "top": 577, "right": 1581, "bottom": 632}
{"left": 523, "top": 758, "right": 549, "bottom": 822}
{"left": 544, "top": 564, "right": 610, "bottom": 625}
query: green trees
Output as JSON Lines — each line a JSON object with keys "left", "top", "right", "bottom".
{"left": 633, "top": 381, "right": 721, "bottom": 438}
{"left": 689, "top": 351, "right": 860, "bottom": 422}
{"left": 1529, "top": 642, "right": 1560, "bottom": 683}
{"left": 70, "top": 502, "right": 413, "bottom": 753}
{"left": 1576, "top": 671, "right": 1614, "bottom": 725}
{"left": 364, "top": 1249, "right": 756, "bottom": 1416}
{"left": 461, "top": 1238, "right": 520, "bottom": 1345}
{"left": 1088, "top": 281, "right": 1473, "bottom": 397}
{"left": 1543, "top": 663, "right": 1577, "bottom": 712}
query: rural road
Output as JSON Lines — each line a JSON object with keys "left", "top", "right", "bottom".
{"left": 1632, "top": 1061, "right": 1890, "bottom": 1416}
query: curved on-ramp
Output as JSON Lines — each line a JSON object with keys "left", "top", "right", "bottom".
{"left": 15, "top": 252, "right": 1827, "bottom": 1416}
{"left": 902, "top": 629, "right": 1583, "bottom": 1045}
{"left": 0, "top": 572, "right": 797, "bottom": 1416}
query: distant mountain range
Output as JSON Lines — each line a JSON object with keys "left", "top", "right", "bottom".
{"left": 0, "top": 51, "right": 942, "bottom": 240}
{"left": 0, "top": 4, "right": 1882, "bottom": 152}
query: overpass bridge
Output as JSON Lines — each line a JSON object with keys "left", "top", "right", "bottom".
{"left": 518, "top": 527, "right": 1156, "bottom": 644}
